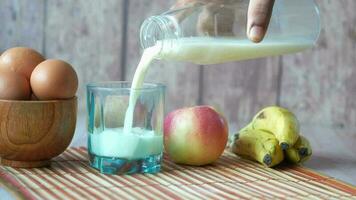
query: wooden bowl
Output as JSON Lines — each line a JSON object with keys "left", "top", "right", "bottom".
{"left": 0, "top": 97, "right": 77, "bottom": 168}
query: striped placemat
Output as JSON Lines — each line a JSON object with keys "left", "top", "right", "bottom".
{"left": 0, "top": 147, "right": 355, "bottom": 200}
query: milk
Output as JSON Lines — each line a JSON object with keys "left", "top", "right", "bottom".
{"left": 90, "top": 127, "right": 163, "bottom": 159}
{"left": 92, "top": 37, "right": 313, "bottom": 160}
{"left": 160, "top": 37, "right": 313, "bottom": 65}
{"left": 123, "top": 37, "right": 313, "bottom": 132}
{"left": 123, "top": 45, "right": 162, "bottom": 134}
{"left": 90, "top": 45, "right": 163, "bottom": 160}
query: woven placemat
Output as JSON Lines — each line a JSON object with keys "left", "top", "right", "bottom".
{"left": 0, "top": 147, "right": 355, "bottom": 200}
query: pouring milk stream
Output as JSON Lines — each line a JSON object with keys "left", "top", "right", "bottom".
{"left": 123, "top": 37, "right": 313, "bottom": 134}
{"left": 93, "top": 0, "right": 320, "bottom": 160}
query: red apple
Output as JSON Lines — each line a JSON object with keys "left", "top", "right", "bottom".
{"left": 164, "top": 106, "right": 228, "bottom": 165}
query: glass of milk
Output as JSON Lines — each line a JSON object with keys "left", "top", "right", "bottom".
{"left": 87, "top": 81, "right": 165, "bottom": 175}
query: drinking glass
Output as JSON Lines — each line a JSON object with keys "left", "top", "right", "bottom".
{"left": 87, "top": 81, "right": 165, "bottom": 174}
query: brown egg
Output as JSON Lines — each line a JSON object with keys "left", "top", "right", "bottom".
{"left": 0, "top": 71, "right": 31, "bottom": 100}
{"left": 30, "top": 59, "right": 78, "bottom": 100}
{"left": 0, "top": 47, "right": 45, "bottom": 80}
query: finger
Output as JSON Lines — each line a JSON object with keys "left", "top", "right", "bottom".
{"left": 171, "top": 0, "right": 229, "bottom": 9}
{"left": 197, "top": 4, "right": 216, "bottom": 36}
{"left": 216, "top": 6, "right": 235, "bottom": 36}
{"left": 171, "top": 0, "right": 204, "bottom": 23}
{"left": 171, "top": 0, "right": 227, "bottom": 23}
{"left": 171, "top": 0, "right": 198, "bottom": 9}
{"left": 247, "top": 0, "right": 275, "bottom": 42}
{"left": 197, "top": 3, "right": 235, "bottom": 36}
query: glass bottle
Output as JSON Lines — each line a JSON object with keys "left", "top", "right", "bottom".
{"left": 140, "top": 0, "right": 321, "bottom": 65}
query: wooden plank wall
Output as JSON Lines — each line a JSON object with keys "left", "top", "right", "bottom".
{"left": 125, "top": 0, "right": 200, "bottom": 113}
{"left": 280, "top": 0, "right": 356, "bottom": 128}
{"left": 201, "top": 54, "right": 281, "bottom": 130}
{"left": 0, "top": 0, "right": 355, "bottom": 132}
{"left": 45, "top": 0, "right": 124, "bottom": 111}
{"left": 0, "top": 0, "right": 44, "bottom": 51}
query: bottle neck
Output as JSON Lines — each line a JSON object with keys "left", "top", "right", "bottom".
{"left": 140, "top": 15, "right": 180, "bottom": 55}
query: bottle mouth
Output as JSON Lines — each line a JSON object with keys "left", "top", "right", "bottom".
{"left": 140, "top": 16, "right": 181, "bottom": 51}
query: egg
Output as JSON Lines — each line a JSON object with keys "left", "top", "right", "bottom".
{"left": 0, "top": 71, "right": 31, "bottom": 100}
{"left": 0, "top": 47, "right": 45, "bottom": 80}
{"left": 30, "top": 59, "right": 78, "bottom": 100}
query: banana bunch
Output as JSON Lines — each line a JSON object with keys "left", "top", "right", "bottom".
{"left": 231, "top": 129, "right": 284, "bottom": 167}
{"left": 231, "top": 106, "right": 312, "bottom": 167}
{"left": 285, "top": 136, "right": 312, "bottom": 164}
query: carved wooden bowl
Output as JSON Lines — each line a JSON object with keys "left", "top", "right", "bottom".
{"left": 0, "top": 97, "right": 77, "bottom": 168}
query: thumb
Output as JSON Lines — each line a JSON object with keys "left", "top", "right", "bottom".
{"left": 247, "top": 0, "right": 275, "bottom": 43}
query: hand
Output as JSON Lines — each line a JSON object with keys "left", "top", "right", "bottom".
{"left": 247, "top": 0, "right": 275, "bottom": 42}
{"left": 172, "top": 0, "right": 275, "bottom": 42}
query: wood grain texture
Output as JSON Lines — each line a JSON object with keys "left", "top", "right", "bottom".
{"left": 0, "top": 0, "right": 44, "bottom": 52}
{"left": 201, "top": 58, "right": 281, "bottom": 132}
{"left": 279, "top": 0, "right": 356, "bottom": 127}
{"left": 125, "top": 0, "right": 200, "bottom": 113}
{"left": 45, "top": 0, "right": 124, "bottom": 111}
{"left": 0, "top": 1, "right": 355, "bottom": 136}
{"left": 0, "top": 98, "right": 77, "bottom": 168}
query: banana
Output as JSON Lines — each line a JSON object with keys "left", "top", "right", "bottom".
{"left": 249, "top": 106, "right": 300, "bottom": 150}
{"left": 285, "top": 136, "right": 312, "bottom": 164}
{"left": 231, "top": 129, "right": 284, "bottom": 167}
{"left": 239, "top": 122, "right": 253, "bottom": 133}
